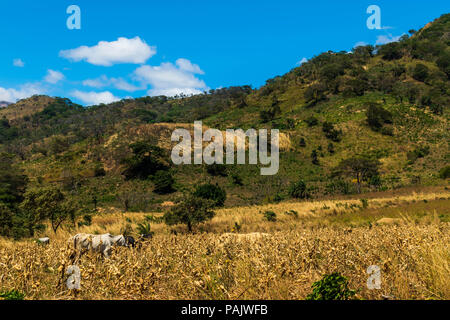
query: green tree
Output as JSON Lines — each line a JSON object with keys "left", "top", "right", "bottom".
{"left": 20, "top": 187, "right": 76, "bottom": 234}
{"left": 121, "top": 142, "right": 168, "bottom": 180}
{"left": 333, "top": 157, "right": 380, "bottom": 193}
{"left": 366, "top": 103, "right": 393, "bottom": 130}
{"left": 193, "top": 183, "right": 227, "bottom": 207}
{"left": 163, "top": 195, "right": 215, "bottom": 232}
{"left": 412, "top": 63, "right": 429, "bottom": 82}
{"left": 0, "top": 153, "right": 28, "bottom": 208}
{"left": 152, "top": 170, "right": 175, "bottom": 195}
{"left": 288, "top": 180, "right": 309, "bottom": 199}
{"left": 304, "top": 83, "right": 327, "bottom": 106}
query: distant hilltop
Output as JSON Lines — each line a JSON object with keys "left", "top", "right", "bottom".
{"left": 0, "top": 101, "right": 12, "bottom": 108}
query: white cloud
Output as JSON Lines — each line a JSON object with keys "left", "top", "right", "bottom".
{"left": 354, "top": 41, "right": 368, "bottom": 48}
{"left": 175, "top": 58, "right": 204, "bottom": 74}
{"left": 13, "top": 59, "right": 25, "bottom": 67}
{"left": 376, "top": 34, "right": 403, "bottom": 45}
{"left": 71, "top": 90, "right": 120, "bottom": 105}
{"left": 0, "top": 83, "right": 43, "bottom": 102}
{"left": 82, "top": 75, "right": 142, "bottom": 92}
{"left": 148, "top": 87, "right": 204, "bottom": 97}
{"left": 60, "top": 37, "right": 156, "bottom": 66}
{"left": 134, "top": 59, "right": 208, "bottom": 97}
{"left": 44, "top": 69, "right": 65, "bottom": 84}
{"left": 82, "top": 76, "right": 107, "bottom": 88}
{"left": 296, "top": 57, "right": 308, "bottom": 66}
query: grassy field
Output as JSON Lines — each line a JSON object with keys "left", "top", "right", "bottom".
{"left": 0, "top": 187, "right": 449, "bottom": 300}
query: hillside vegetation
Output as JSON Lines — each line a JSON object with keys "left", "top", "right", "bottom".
{"left": 0, "top": 14, "right": 448, "bottom": 239}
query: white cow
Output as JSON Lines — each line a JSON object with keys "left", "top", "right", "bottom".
{"left": 70, "top": 233, "right": 127, "bottom": 258}
{"left": 37, "top": 237, "right": 50, "bottom": 245}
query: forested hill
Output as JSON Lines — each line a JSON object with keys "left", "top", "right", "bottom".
{"left": 0, "top": 13, "right": 448, "bottom": 233}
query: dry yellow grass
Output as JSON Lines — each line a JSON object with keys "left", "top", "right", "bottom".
{"left": 0, "top": 190, "right": 449, "bottom": 300}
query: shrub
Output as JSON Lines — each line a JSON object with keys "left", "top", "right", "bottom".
{"left": 284, "top": 210, "right": 299, "bottom": 218}
{"left": 322, "top": 122, "right": 342, "bottom": 142}
{"left": 439, "top": 166, "right": 450, "bottom": 179}
{"left": 262, "top": 210, "right": 277, "bottom": 222}
{"left": 311, "top": 149, "right": 320, "bottom": 165}
{"left": 366, "top": 103, "right": 393, "bottom": 130}
{"left": 304, "top": 84, "right": 327, "bottom": 106}
{"left": 304, "top": 116, "right": 319, "bottom": 127}
{"left": 0, "top": 289, "right": 25, "bottom": 300}
{"left": 288, "top": 180, "right": 309, "bottom": 199}
{"left": 360, "top": 199, "right": 369, "bottom": 209}
{"left": 306, "top": 273, "right": 356, "bottom": 300}
{"left": 193, "top": 183, "right": 227, "bottom": 207}
{"left": 380, "top": 126, "right": 394, "bottom": 136}
{"left": 327, "top": 143, "right": 335, "bottom": 154}
{"left": 407, "top": 146, "right": 430, "bottom": 164}
{"left": 326, "top": 180, "right": 354, "bottom": 195}
{"left": 206, "top": 164, "right": 228, "bottom": 177}
{"left": 77, "top": 214, "right": 92, "bottom": 227}
{"left": 299, "top": 137, "right": 306, "bottom": 148}
{"left": 230, "top": 173, "right": 243, "bottom": 186}
{"left": 412, "top": 63, "right": 429, "bottom": 82}
{"left": 94, "top": 165, "right": 106, "bottom": 177}
{"left": 152, "top": 170, "right": 175, "bottom": 195}
{"left": 136, "top": 221, "right": 154, "bottom": 236}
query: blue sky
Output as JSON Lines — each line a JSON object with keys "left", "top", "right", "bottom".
{"left": 0, "top": 0, "right": 448, "bottom": 105}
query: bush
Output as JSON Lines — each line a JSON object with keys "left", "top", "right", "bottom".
{"left": 304, "top": 116, "right": 319, "bottom": 127}
{"left": 152, "top": 170, "right": 175, "bottom": 195}
{"left": 380, "top": 126, "right": 394, "bottom": 136}
{"left": 304, "top": 84, "right": 327, "bottom": 106}
{"left": 0, "top": 289, "right": 25, "bottom": 300}
{"left": 366, "top": 103, "right": 393, "bottom": 130}
{"left": 284, "top": 210, "right": 299, "bottom": 218}
{"left": 299, "top": 137, "right": 306, "bottom": 148}
{"left": 230, "top": 173, "right": 243, "bottom": 186}
{"left": 94, "top": 165, "right": 106, "bottom": 177}
{"left": 262, "top": 210, "right": 277, "bottom": 222}
{"left": 360, "top": 199, "right": 369, "bottom": 209}
{"left": 322, "top": 122, "right": 342, "bottom": 142}
{"left": 206, "top": 164, "right": 228, "bottom": 177}
{"left": 407, "top": 146, "right": 430, "bottom": 164}
{"left": 412, "top": 63, "right": 429, "bottom": 82}
{"left": 136, "top": 221, "right": 154, "bottom": 236}
{"left": 326, "top": 180, "right": 354, "bottom": 195}
{"left": 77, "top": 214, "right": 92, "bottom": 227}
{"left": 327, "top": 143, "right": 335, "bottom": 154}
{"left": 311, "top": 149, "right": 320, "bottom": 165}
{"left": 288, "top": 180, "right": 309, "bottom": 199}
{"left": 439, "top": 166, "right": 450, "bottom": 179}
{"left": 193, "top": 183, "right": 227, "bottom": 207}
{"left": 306, "top": 273, "right": 356, "bottom": 300}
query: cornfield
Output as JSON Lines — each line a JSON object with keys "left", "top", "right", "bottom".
{"left": 0, "top": 190, "right": 449, "bottom": 300}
